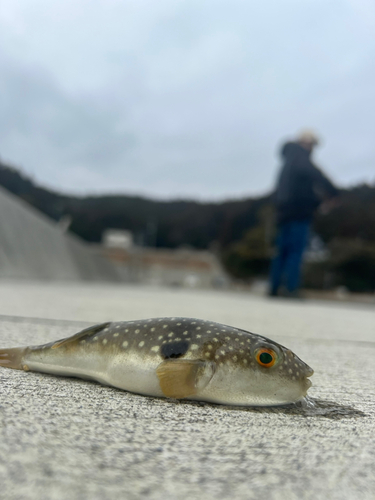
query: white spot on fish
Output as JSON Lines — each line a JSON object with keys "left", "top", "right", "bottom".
{"left": 233, "top": 355, "right": 238, "bottom": 361}
{"left": 102, "top": 339, "right": 108, "bottom": 345}
{"left": 196, "top": 327, "right": 201, "bottom": 330}
{"left": 225, "top": 337, "right": 230, "bottom": 341}
{"left": 196, "top": 335, "right": 201, "bottom": 338}
{"left": 93, "top": 336, "right": 98, "bottom": 341}
{"left": 205, "top": 352, "right": 210, "bottom": 358}
{"left": 135, "top": 329, "right": 140, "bottom": 334}
{"left": 80, "top": 340, "right": 86, "bottom": 344}
{"left": 125, "top": 329, "right": 129, "bottom": 333}
{"left": 183, "top": 331, "right": 188, "bottom": 335}
{"left": 158, "top": 336, "right": 163, "bottom": 340}
{"left": 122, "top": 341, "right": 128, "bottom": 348}
{"left": 207, "top": 345, "right": 212, "bottom": 350}
{"left": 177, "top": 323, "right": 181, "bottom": 326}
{"left": 151, "top": 328, "right": 156, "bottom": 332}
{"left": 215, "top": 355, "right": 220, "bottom": 360}
{"left": 151, "top": 346, "right": 159, "bottom": 352}
{"left": 289, "top": 369, "right": 293, "bottom": 374}
{"left": 139, "top": 341, "right": 145, "bottom": 347}
{"left": 243, "top": 359, "right": 248, "bottom": 365}
{"left": 168, "top": 332, "right": 174, "bottom": 337}
{"left": 213, "top": 338, "right": 218, "bottom": 342}
{"left": 113, "top": 333, "right": 119, "bottom": 337}
{"left": 191, "top": 344, "right": 199, "bottom": 350}
{"left": 207, "top": 330, "right": 211, "bottom": 333}
{"left": 163, "top": 325, "right": 168, "bottom": 329}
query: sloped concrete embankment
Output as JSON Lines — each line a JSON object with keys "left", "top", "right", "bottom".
{"left": 0, "top": 186, "right": 120, "bottom": 281}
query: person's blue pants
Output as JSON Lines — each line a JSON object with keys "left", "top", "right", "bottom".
{"left": 269, "top": 220, "right": 310, "bottom": 294}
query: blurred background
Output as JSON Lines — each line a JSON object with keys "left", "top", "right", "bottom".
{"left": 0, "top": 0, "right": 374, "bottom": 298}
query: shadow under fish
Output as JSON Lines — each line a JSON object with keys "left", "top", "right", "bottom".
{"left": 183, "top": 396, "right": 366, "bottom": 420}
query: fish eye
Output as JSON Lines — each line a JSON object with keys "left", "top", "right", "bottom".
{"left": 255, "top": 348, "right": 277, "bottom": 367}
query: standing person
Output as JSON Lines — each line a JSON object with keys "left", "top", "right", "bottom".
{"left": 269, "top": 130, "right": 339, "bottom": 298}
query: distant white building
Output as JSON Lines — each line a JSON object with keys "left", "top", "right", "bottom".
{"left": 102, "top": 229, "right": 134, "bottom": 250}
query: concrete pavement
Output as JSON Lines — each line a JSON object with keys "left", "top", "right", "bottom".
{"left": 0, "top": 282, "right": 374, "bottom": 499}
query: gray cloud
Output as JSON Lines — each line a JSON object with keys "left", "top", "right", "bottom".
{"left": 0, "top": 0, "right": 374, "bottom": 199}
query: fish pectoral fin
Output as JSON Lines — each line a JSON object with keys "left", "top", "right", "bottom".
{"left": 51, "top": 322, "right": 111, "bottom": 349}
{"left": 156, "top": 359, "right": 215, "bottom": 399}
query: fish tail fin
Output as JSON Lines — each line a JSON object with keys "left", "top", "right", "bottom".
{"left": 0, "top": 347, "right": 27, "bottom": 370}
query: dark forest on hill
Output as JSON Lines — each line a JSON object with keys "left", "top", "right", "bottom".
{"left": 1, "top": 160, "right": 375, "bottom": 292}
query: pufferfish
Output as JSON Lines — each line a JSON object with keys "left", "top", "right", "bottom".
{"left": 0, "top": 317, "right": 313, "bottom": 406}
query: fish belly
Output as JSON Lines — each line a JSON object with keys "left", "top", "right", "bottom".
{"left": 24, "top": 349, "right": 163, "bottom": 398}
{"left": 106, "top": 356, "right": 164, "bottom": 397}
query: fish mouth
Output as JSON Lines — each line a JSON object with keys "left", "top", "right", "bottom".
{"left": 303, "top": 365, "right": 314, "bottom": 395}
{"left": 305, "top": 378, "right": 312, "bottom": 389}
{"left": 302, "top": 365, "right": 314, "bottom": 392}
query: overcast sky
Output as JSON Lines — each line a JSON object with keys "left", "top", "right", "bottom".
{"left": 0, "top": 0, "right": 374, "bottom": 200}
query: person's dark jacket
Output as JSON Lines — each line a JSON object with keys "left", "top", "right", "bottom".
{"left": 274, "top": 141, "right": 338, "bottom": 225}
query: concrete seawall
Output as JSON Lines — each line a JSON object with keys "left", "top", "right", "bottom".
{"left": 0, "top": 186, "right": 120, "bottom": 281}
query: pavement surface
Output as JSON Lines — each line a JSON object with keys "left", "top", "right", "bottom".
{"left": 0, "top": 281, "right": 374, "bottom": 500}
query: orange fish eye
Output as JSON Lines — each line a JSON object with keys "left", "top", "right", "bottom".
{"left": 256, "top": 348, "right": 277, "bottom": 367}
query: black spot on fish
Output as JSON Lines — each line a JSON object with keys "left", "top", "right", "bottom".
{"left": 161, "top": 340, "right": 189, "bottom": 359}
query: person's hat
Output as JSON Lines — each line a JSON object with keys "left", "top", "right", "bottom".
{"left": 297, "top": 129, "right": 320, "bottom": 146}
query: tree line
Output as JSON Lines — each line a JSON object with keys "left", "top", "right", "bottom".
{"left": 1, "top": 160, "right": 374, "bottom": 292}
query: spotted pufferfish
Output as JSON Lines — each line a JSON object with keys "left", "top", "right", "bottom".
{"left": 0, "top": 317, "right": 314, "bottom": 406}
